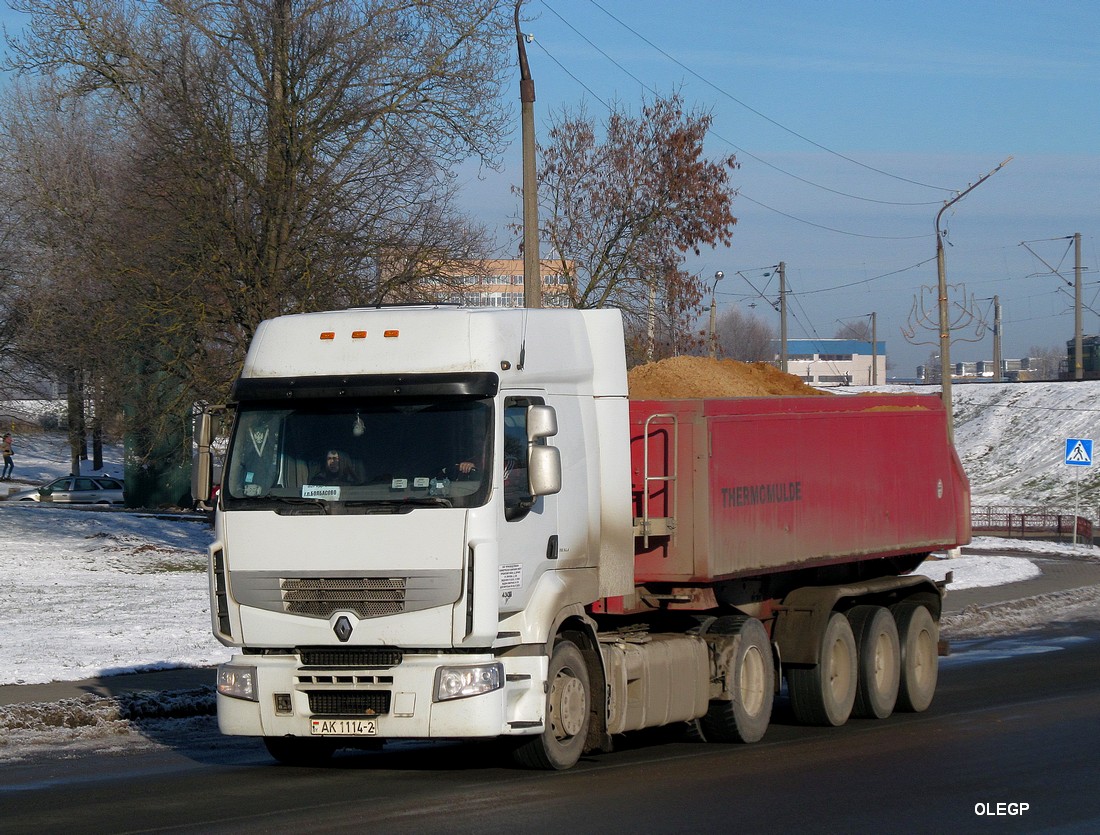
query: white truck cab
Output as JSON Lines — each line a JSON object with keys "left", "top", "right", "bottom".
{"left": 199, "top": 306, "right": 635, "bottom": 767}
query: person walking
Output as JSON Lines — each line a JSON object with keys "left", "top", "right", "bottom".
{"left": 1, "top": 433, "right": 13, "bottom": 481}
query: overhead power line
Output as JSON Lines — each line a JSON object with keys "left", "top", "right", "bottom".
{"left": 537, "top": 2, "right": 940, "bottom": 208}
{"left": 574, "top": 0, "right": 955, "bottom": 192}
{"left": 531, "top": 37, "right": 933, "bottom": 241}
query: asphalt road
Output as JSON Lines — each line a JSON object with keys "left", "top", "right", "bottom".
{"left": 2, "top": 621, "right": 1099, "bottom": 833}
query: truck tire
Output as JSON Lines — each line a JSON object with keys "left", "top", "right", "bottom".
{"left": 893, "top": 603, "right": 939, "bottom": 712}
{"left": 263, "top": 736, "right": 336, "bottom": 766}
{"left": 847, "top": 605, "right": 900, "bottom": 719}
{"left": 787, "top": 611, "right": 857, "bottom": 727}
{"left": 699, "top": 616, "right": 774, "bottom": 743}
{"left": 513, "top": 637, "right": 591, "bottom": 770}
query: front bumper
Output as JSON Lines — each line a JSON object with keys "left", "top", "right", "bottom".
{"left": 216, "top": 650, "right": 547, "bottom": 741}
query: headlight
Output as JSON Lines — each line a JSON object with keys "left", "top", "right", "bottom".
{"left": 434, "top": 663, "right": 503, "bottom": 702}
{"left": 217, "top": 664, "right": 258, "bottom": 701}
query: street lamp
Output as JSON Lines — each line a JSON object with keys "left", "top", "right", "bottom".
{"left": 934, "top": 157, "right": 1011, "bottom": 443}
{"left": 708, "top": 271, "right": 724, "bottom": 359}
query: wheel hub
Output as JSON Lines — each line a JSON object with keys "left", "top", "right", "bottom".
{"left": 550, "top": 672, "right": 586, "bottom": 739}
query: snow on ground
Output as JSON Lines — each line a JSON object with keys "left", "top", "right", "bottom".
{"left": 0, "top": 503, "right": 227, "bottom": 686}
{"left": 0, "top": 421, "right": 229, "bottom": 687}
{"left": 921, "top": 546, "right": 1041, "bottom": 589}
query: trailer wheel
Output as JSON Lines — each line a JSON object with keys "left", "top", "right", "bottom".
{"left": 847, "top": 605, "right": 900, "bottom": 719}
{"left": 700, "top": 616, "right": 774, "bottom": 743}
{"left": 263, "top": 736, "right": 336, "bottom": 766}
{"left": 788, "top": 611, "right": 857, "bottom": 727}
{"left": 513, "top": 637, "right": 591, "bottom": 770}
{"left": 893, "top": 603, "right": 939, "bottom": 712}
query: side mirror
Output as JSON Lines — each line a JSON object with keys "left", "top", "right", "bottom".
{"left": 194, "top": 411, "right": 216, "bottom": 446}
{"left": 527, "top": 405, "right": 558, "bottom": 441}
{"left": 192, "top": 410, "right": 217, "bottom": 503}
{"left": 528, "top": 444, "right": 561, "bottom": 497}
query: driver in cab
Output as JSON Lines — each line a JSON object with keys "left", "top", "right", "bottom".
{"left": 310, "top": 449, "right": 360, "bottom": 485}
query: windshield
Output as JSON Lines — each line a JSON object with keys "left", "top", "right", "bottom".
{"left": 223, "top": 398, "right": 492, "bottom": 512}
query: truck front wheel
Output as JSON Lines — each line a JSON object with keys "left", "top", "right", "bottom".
{"left": 788, "top": 611, "right": 857, "bottom": 727}
{"left": 513, "top": 637, "right": 591, "bottom": 770}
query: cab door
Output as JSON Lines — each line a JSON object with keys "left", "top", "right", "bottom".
{"left": 496, "top": 394, "right": 560, "bottom": 615}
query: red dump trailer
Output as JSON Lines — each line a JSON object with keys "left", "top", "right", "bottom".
{"left": 626, "top": 393, "right": 970, "bottom": 590}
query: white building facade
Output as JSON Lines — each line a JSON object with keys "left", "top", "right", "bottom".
{"left": 779, "top": 338, "right": 886, "bottom": 386}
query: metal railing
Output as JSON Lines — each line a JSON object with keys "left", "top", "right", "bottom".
{"left": 971, "top": 506, "right": 1093, "bottom": 543}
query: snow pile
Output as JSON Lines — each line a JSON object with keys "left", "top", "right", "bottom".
{"left": 919, "top": 549, "right": 1041, "bottom": 589}
{"left": 0, "top": 689, "right": 222, "bottom": 764}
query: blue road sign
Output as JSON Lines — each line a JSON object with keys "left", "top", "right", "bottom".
{"left": 1065, "top": 438, "right": 1093, "bottom": 466}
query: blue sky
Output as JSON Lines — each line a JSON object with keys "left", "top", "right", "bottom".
{"left": 2, "top": 1, "right": 1097, "bottom": 376}
{"left": 463, "top": 0, "right": 1100, "bottom": 376}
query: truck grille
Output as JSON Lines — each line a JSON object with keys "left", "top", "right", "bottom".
{"left": 229, "top": 569, "right": 460, "bottom": 620}
{"left": 281, "top": 577, "right": 405, "bottom": 618}
{"left": 299, "top": 647, "right": 402, "bottom": 668}
{"left": 307, "top": 690, "right": 391, "bottom": 716}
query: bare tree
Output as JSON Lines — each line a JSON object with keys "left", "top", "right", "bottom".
{"left": 716, "top": 306, "right": 776, "bottom": 363}
{"left": 0, "top": 81, "right": 126, "bottom": 472}
{"left": 531, "top": 93, "right": 738, "bottom": 358}
{"left": 6, "top": 0, "right": 512, "bottom": 349}
{"left": 2, "top": 1, "right": 515, "bottom": 503}
{"left": 1026, "top": 344, "right": 1062, "bottom": 380}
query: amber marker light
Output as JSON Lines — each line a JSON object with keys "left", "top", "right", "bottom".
{"left": 384, "top": 329, "right": 400, "bottom": 338}
{"left": 320, "top": 332, "right": 336, "bottom": 340}
{"left": 351, "top": 330, "right": 367, "bottom": 339}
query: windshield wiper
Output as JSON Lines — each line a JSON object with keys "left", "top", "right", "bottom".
{"left": 344, "top": 496, "right": 454, "bottom": 512}
{"left": 266, "top": 496, "right": 331, "bottom": 515}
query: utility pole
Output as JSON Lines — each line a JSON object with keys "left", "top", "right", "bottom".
{"left": 1075, "top": 231, "right": 1082, "bottom": 380}
{"left": 778, "top": 261, "right": 788, "bottom": 372}
{"left": 935, "top": 157, "right": 1012, "bottom": 444}
{"left": 870, "top": 312, "right": 878, "bottom": 385}
{"left": 992, "top": 295, "right": 1003, "bottom": 382}
{"left": 1020, "top": 232, "right": 1083, "bottom": 379}
{"left": 515, "top": 3, "right": 541, "bottom": 309}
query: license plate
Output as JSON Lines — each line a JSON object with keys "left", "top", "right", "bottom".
{"left": 310, "top": 718, "right": 378, "bottom": 736}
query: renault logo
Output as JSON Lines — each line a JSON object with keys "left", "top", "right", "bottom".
{"left": 333, "top": 615, "right": 353, "bottom": 642}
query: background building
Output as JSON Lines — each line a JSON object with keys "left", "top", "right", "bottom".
{"left": 917, "top": 358, "right": 1037, "bottom": 382}
{"left": 437, "top": 259, "right": 572, "bottom": 307}
{"left": 780, "top": 338, "right": 886, "bottom": 386}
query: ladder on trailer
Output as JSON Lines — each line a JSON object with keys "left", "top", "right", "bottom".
{"left": 635, "top": 412, "right": 678, "bottom": 548}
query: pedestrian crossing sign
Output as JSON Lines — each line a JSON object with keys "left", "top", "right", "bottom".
{"left": 1065, "top": 438, "right": 1093, "bottom": 466}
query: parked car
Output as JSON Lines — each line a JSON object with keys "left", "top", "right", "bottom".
{"left": 9, "top": 475, "right": 125, "bottom": 505}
